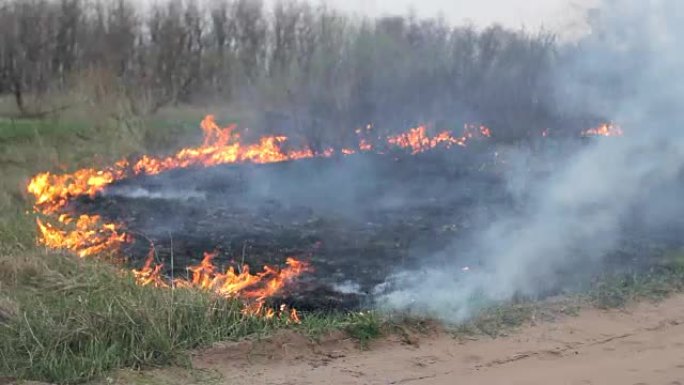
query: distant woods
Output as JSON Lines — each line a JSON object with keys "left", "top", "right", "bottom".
{"left": 0, "top": 0, "right": 599, "bottom": 143}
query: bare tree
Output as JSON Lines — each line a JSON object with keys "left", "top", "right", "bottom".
{"left": 52, "top": 0, "right": 81, "bottom": 86}
{"left": 142, "top": 0, "right": 204, "bottom": 113}
{"left": 270, "top": 0, "right": 302, "bottom": 77}
{"left": 207, "top": 0, "right": 233, "bottom": 95}
{"left": 0, "top": 0, "right": 567, "bottom": 142}
{"left": 232, "top": 0, "right": 266, "bottom": 83}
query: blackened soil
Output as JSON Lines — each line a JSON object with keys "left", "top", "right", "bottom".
{"left": 69, "top": 146, "right": 684, "bottom": 311}
{"left": 72, "top": 150, "right": 510, "bottom": 309}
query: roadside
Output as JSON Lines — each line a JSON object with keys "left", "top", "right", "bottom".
{"left": 109, "top": 294, "right": 684, "bottom": 385}
{"left": 3, "top": 112, "right": 684, "bottom": 385}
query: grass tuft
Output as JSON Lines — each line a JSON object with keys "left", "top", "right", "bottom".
{"left": 343, "top": 312, "right": 383, "bottom": 348}
{"left": 0, "top": 112, "right": 385, "bottom": 384}
{"left": 3, "top": 114, "right": 684, "bottom": 384}
{"left": 0, "top": 252, "right": 291, "bottom": 384}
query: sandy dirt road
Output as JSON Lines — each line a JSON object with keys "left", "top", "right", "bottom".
{"left": 193, "top": 296, "right": 684, "bottom": 385}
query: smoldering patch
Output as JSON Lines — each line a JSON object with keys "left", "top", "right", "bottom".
{"left": 104, "top": 186, "right": 207, "bottom": 201}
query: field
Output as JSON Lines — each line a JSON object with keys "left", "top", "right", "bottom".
{"left": 1, "top": 109, "right": 684, "bottom": 385}
{"left": 0, "top": 111, "right": 382, "bottom": 383}
{"left": 2, "top": 0, "right": 684, "bottom": 384}
{"left": 166, "top": 296, "right": 684, "bottom": 385}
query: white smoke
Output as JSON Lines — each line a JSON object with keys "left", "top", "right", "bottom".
{"left": 104, "top": 186, "right": 207, "bottom": 201}
{"left": 376, "top": 0, "right": 684, "bottom": 322}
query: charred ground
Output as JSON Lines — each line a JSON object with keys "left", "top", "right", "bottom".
{"left": 69, "top": 138, "right": 684, "bottom": 312}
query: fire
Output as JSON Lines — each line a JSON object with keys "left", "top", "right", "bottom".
{"left": 132, "top": 251, "right": 310, "bottom": 320}
{"left": 27, "top": 115, "right": 495, "bottom": 262}
{"left": 36, "top": 214, "right": 128, "bottom": 258}
{"left": 45, "top": 114, "right": 648, "bottom": 322}
{"left": 25, "top": 114, "right": 623, "bottom": 319}
{"left": 387, "top": 124, "right": 491, "bottom": 154}
{"left": 28, "top": 116, "right": 494, "bottom": 217}
{"left": 359, "top": 139, "right": 373, "bottom": 152}
{"left": 131, "top": 250, "right": 169, "bottom": 288}
{"left": 582, "top": 123, "right": 624, "bottom": 137}
{"left": 27, "top": 165, "right": 126, "bottom": 213}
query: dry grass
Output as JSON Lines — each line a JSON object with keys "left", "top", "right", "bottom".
{"left": 0, "top": 250, "right": 382, "bottom": 384}
{"left": 0, "top": 251, "right": 277, "bottom": 383}
{"left": 0, "top": 110, "right": 383, "bottom": 384}
{"left": 2, "top": 107, "right": 684, "bottom": 384}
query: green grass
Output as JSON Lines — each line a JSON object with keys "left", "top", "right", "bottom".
{"left": 341, "top": 312, "right": 383, "bottom": 348}
{"left": 0, "top": 210, "right": 35, "bottom": 254}
{"left": 0, "top": 251, "right": 379, "bottom": 384}
{"left": 590, "top": 268, "right": 684, "bottom": 309}
{"left": 448, "top": 258, "right": 684, "bottom": 339}
{"left": 294, "top": 310, "right": 381, "bottom": 343}
{"left": 0, "top": 118, "right": 93, "bottom": 142}
{"left": 2, "top": 112, "right": 684, "bottom": 384}
{"left": 0, "top": 111, "right": 261, "bottom": 383}
{"left": 0, "top": 112, "right": 385, "bottom": 384}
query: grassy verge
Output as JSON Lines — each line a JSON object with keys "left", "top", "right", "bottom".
{"left": 2, "top": 114, "right": 684, "bottom": 384}
{"left": 0, "top": 250, "right": 379, "bottom": 384}
{"left": 451, "top": 257, "right": 684, "bottom": 339}
{"left": 4, "top": 250, "right": 682, "bottom": 384}
{"left": 0, "top": 112, "right": 381, "bottom": 383}
{"left": 0, "top": 112, "right": 262, "bottom": 383}
{"left": 1, "top": 251, "right": 265, "bottom": 383}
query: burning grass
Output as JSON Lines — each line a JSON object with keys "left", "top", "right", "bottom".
{"left": 0, "top": 114, "right": 397, "bottom": 384}
{"left": 0, "top": 250, "right": 381, "bottom": 384}
{"left": 23, "top": 114, "right": 499, "bottom": 320}
{"left": 0, "top": 115, "right": 384, "bottom": 384}
{"left": 0, "top": 115, "right": 499, "bottom": 383}
{"left": 4, "top": 248, "right": 680, "bottom": 384}
{"left": 0, "top": 112, "right": 674, "bottom": 385}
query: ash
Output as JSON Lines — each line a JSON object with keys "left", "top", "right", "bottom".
{"left": 71, "top": 143, "right": 684, "bottom": 311}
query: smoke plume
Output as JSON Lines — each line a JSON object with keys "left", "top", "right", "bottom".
{"left": 376, "top": 0, "right": 684, "bottom": 322}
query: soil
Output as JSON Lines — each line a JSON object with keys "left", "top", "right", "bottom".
{"left": 72, "top": 147, "right": 684, "bottom": 312}
{"left": 75, "top": 150, "right": 513, "bottom": 310}
{"left": 191, "top": 295, "right": 684, "bottom": 385}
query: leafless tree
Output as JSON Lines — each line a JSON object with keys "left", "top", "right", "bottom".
{"left": 0, "top": 0, "right": 570, "bottom": 142}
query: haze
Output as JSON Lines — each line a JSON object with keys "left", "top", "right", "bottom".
{"left": 138, "top": 0, "right": 596, "bottom": 37}
{"left": 268, "top": 0, "right": 597, "bottom": 36}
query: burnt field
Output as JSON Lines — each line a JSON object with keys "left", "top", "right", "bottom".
{"left": 70, "top": 142, "right": 684, "bottom": 311}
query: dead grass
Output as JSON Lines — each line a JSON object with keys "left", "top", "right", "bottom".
{"left": 0, "top": 251, "right": 284, "bottom": 383}
{"left": 0, "top": 250, "right": 385, "bottom": 384}
{"left": 3, "top": 109, "right": 684, "bottom": 384}
{"left": 0, "top": 111, "right": 384, "bottom": 384}
{"left": 0, "top": 111, "right": 238, "bottom": 383}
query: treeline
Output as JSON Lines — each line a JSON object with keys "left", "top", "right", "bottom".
{"left": 0, "top": 0, "right": 596, "bottom": 144}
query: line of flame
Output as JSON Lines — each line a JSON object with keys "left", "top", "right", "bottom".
{"left": 581, "top": 123, "right": 624, "bottom": 137}
{"left": 132, "top": 251, "right": 310, "bottom": 320}
{"left": 25, "top": 115, "right": 617, "bottom": 319}
{"left": 26, "top": 116, "right": 491, "bottom": 320}
{"left": 28, "top": 116, "right": 492, "bottom": 260}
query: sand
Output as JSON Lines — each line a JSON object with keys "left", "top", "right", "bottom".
{"left": 193, "top": 296, "right": 684, "bottom": 385}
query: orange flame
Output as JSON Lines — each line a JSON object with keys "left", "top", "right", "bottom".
{"left": 25, "top": 114, "right": 621, "bottom": 319}
{"left": 387, "top": 124, "right": 491, "bottom": 154}
{"left": 36, "top": 214, "right": 128, "bottom": 258}
{"left": 132, "top": 251, "right": 310, "bottom": 322}
{"left": 25, "top": 115, "right": 497, "bottom": 320}
{"left": 27, "top": 116, "right": 495, "bottom": 260}
{"left": 28, "top": 116, "right": 495, "bottom": 217}
{"left": 581, "top": 123, "right": 624, "bottom": 137}
{"left": 131, "top": 250, "right": 169, "bottom": 288}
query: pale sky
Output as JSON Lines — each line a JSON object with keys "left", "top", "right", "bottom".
{"left": 138, "top": 0, "right": 597, "bottom": 38}
{"left": 265, "top": 0, "right": 598, "bottom": 38}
